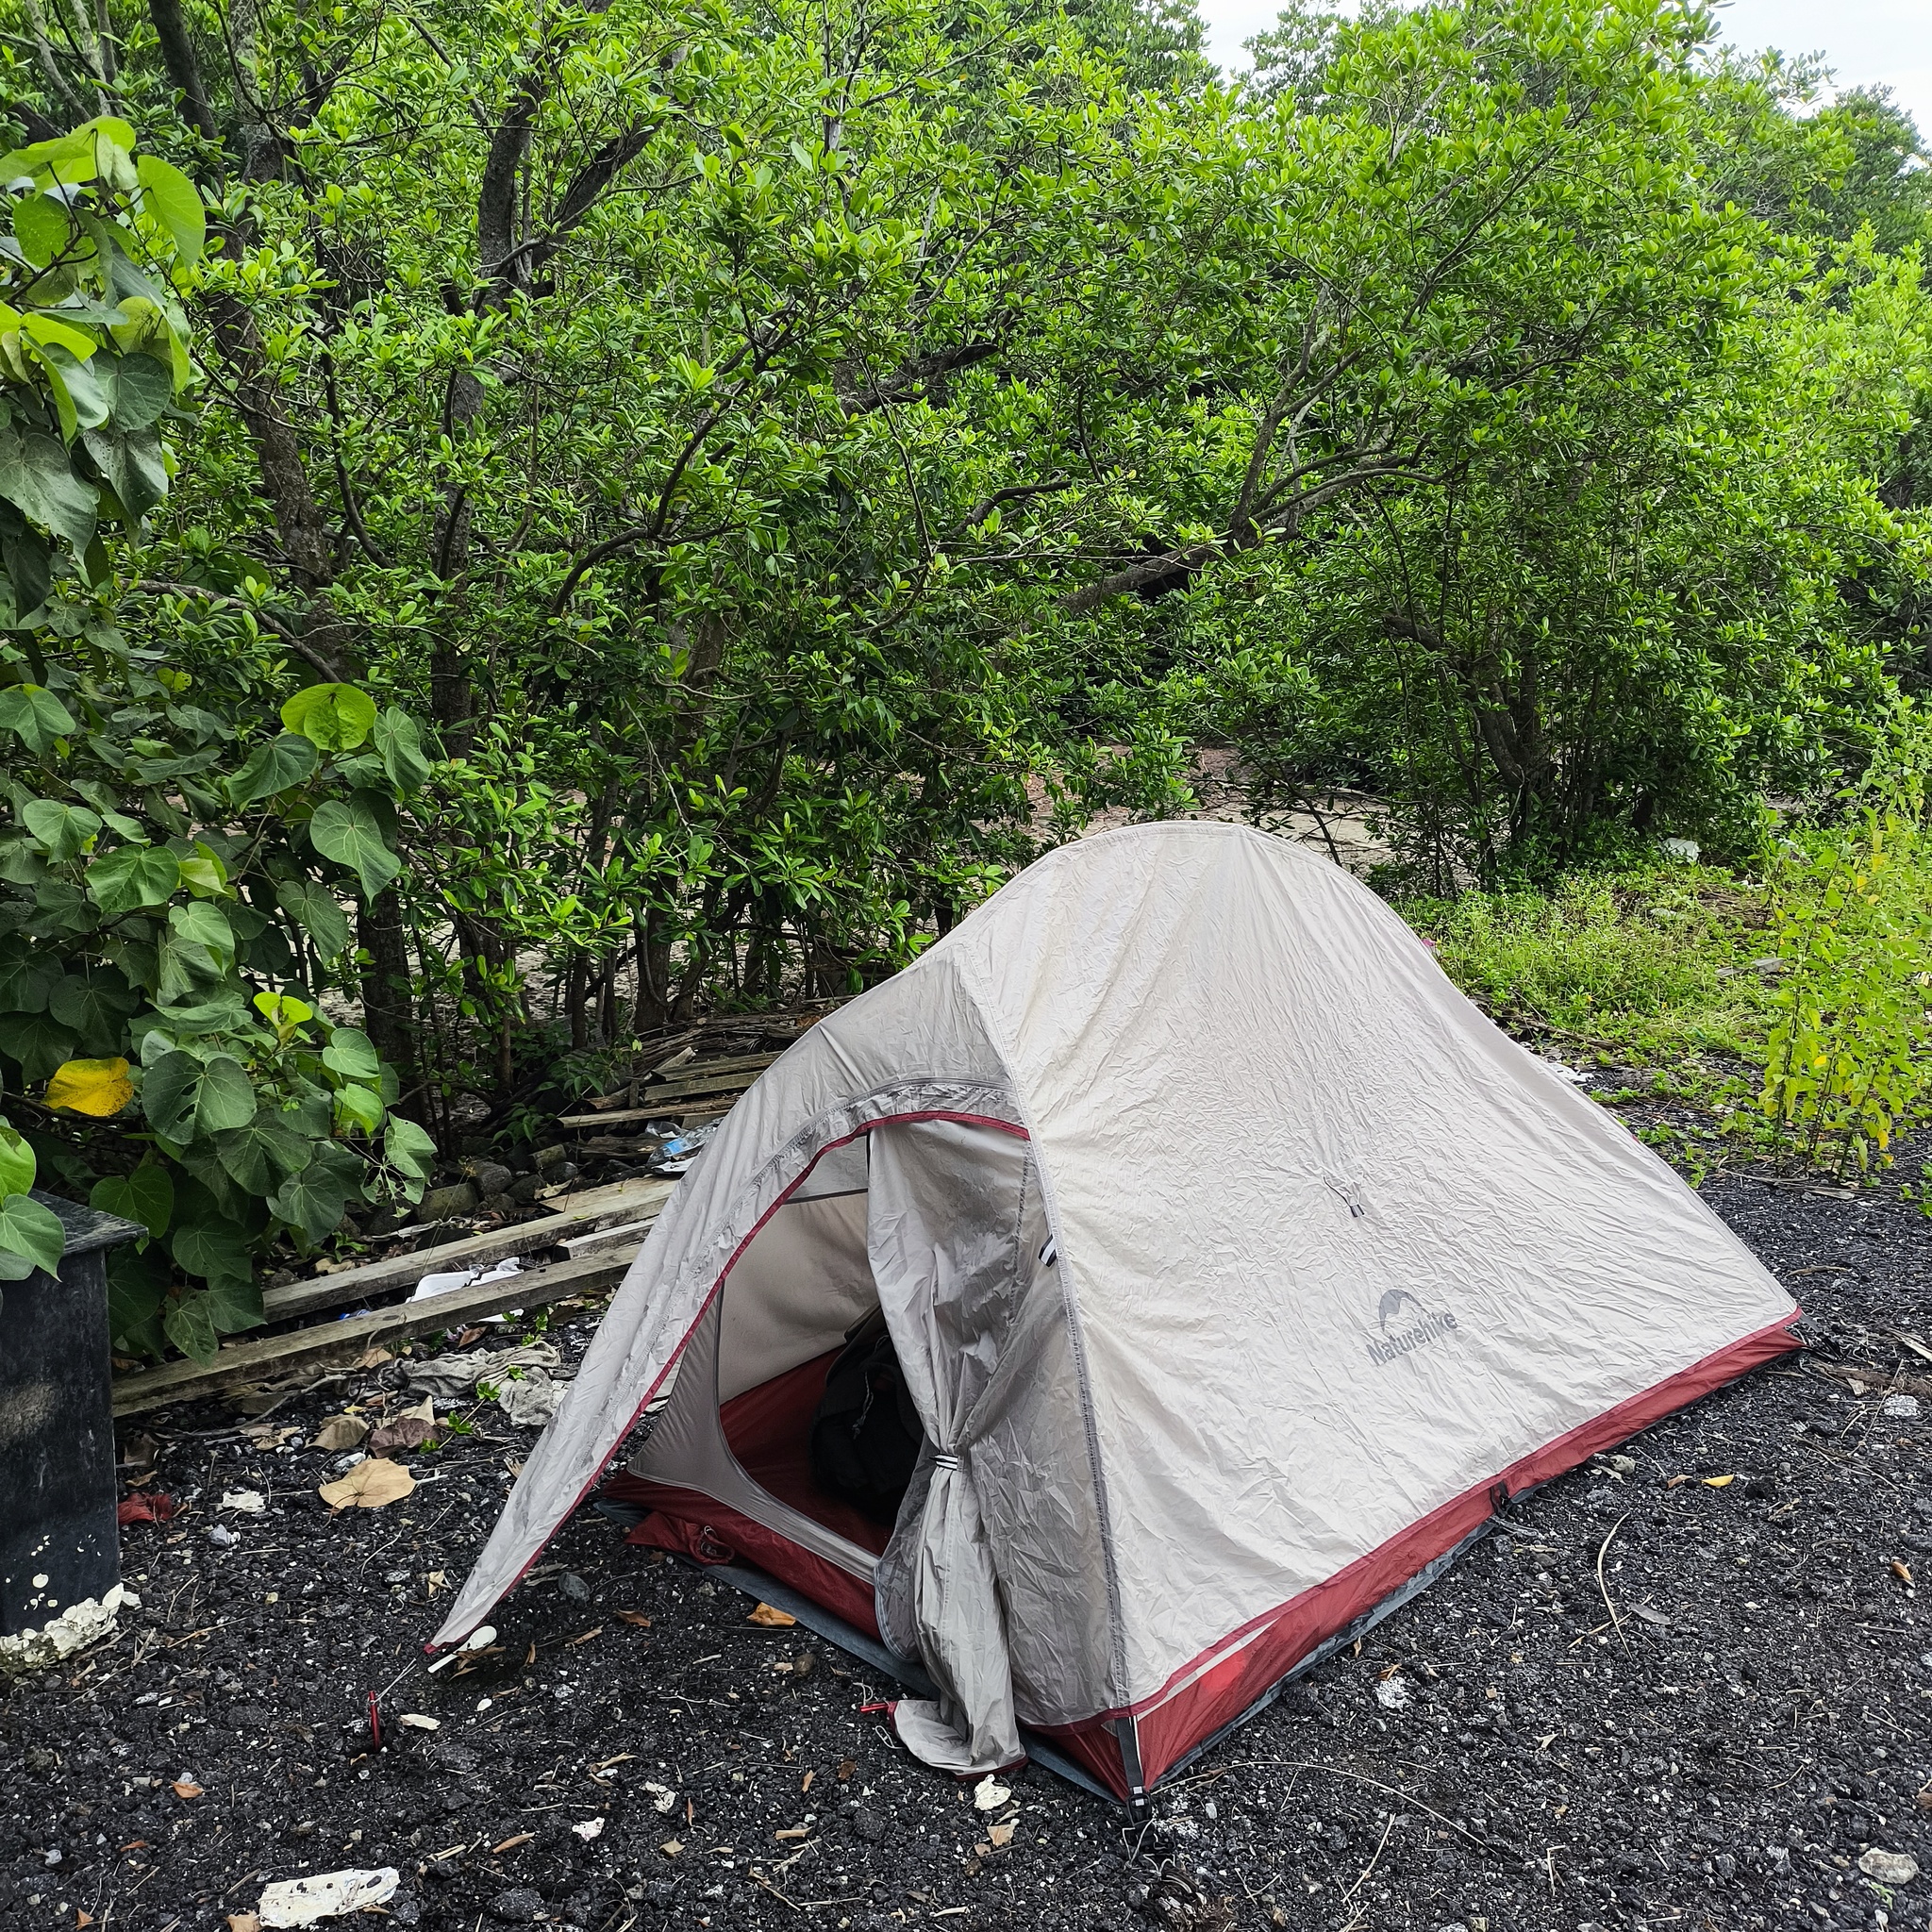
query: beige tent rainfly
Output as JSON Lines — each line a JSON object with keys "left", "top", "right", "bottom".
{"left": 435, "top": 822, "right": 1800, "bottom": 1805}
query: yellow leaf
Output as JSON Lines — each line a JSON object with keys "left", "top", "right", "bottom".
{"left": 747, "top": 1602, "right": 796, "bottom": 1627}
{"left": 317, "top": 1457, "right": 415, "bottom": 1510}
{"left": 44, "top": 1057, "right": 135, "bottom": 1118}
{"left": 1701, "top": 1474, "right": 1736, "bottom": 1488}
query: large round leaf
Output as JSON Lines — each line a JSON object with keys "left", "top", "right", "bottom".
{"left": 275, "top": 877, "right": 350, "bottom": 959}
{"left": 171, "top": 1220, "right": 253, "bottom": 1290}
{"left": 0, "top": 1009, "right": 79, "bottom": 1081}
{"left": 23, "top": 798, "right": 101, "bottom": 862}
{"left": 281, "top": 682, "right": 378, "bottom": 751}
{"left": 89, "top": 842, "right": 180, "bottom": 913}
{"left": 0, "top": 682, "right": 77, "bottom": 757}
{"left": 49, "top": 967, "right": 140, "bottom": 1051}
{"left": 308, "top": 794, "right": 402, "bottom": 899}
{"left": 0, "top": 1193, "right": 64, "bottom": 1282}
{"left": 215, "top": 1108, "right": 314, "bottom": 1193}
{"left": 229, "top": 732, "right": 320, "bottom": 806}
{"left": 90, "top": 1162, "right": 173, "bottom": 1239}
{"left": 269, "top": 1161, "right": 351, "bottom": 1242}
{"left": 141, "top": 1049, "right": 257, "bottom": 1141}
{"left": 0, "top": 420, "right": 98, "bottom": 555}
{"left": 0, "top": 1124, "right": 36, "bottom": 1196}
{"left": 44, "top": 1055, "right": 135, "bottom": 1116}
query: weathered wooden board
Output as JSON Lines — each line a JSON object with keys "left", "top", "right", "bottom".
{"left": 112, "top": 1247, "right": 636, "bottom": 1417}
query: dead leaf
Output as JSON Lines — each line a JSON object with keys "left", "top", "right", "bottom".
{"left": 988, "top": 1821, "right": 1017, "bottom": 1848}
{"left": 313, "top": 1415, "right": 370, "bottom": 1453}
{"left": 659, "top": 1839, "right": 684, "bottom": 1858}
{"left": 616, "top": 1609, "right": 653, "bottom": 1627}
{"left": 774, "top": 1826, "right": 808, "bottom": 1840}
{"left": 748, "top": 1602, "right": 796, "bottom": 1628}
{"left": 172, "top": 1780, "right": 203, "bottom": 1800}
{"left": 1892, "top": 1558, "right": 1915, "bottom": 1587}
{"left": 368, "top": 1415, "right": 435, "bottom": 1456}
{"left": 355, "top": 1346, "right": 395, "bottom": 1370}
{"left": 492, "top": 1832, "right": 535, "bottom": 1854}
{"left": 1665, "top": 1474, "right": 1690, "bottom": 1489}
{"left": 1914, "top": 1786, "right": 1932, "bottom": 1812}
{"left": 1701, "top": 1474, "right": 1736, "bottom": 1489}
{"left": 317, "top": 1457, "right": 415, "bottom": 1510}
{"left": 226, "top": 1916, "right": 260, "bottom": 1932}
{"left": 455, "top": 1325, "right": 486, "bottom": 1348}
{"left": 838, "top": 1758, "right": 856, "bottom": 1782}
{"left": 76, "top": 1915, "right": 97, "bottom": 1930}
{"left": 800, "top": 1770, "right": 814, "bottom": 1792}
{"left": 566, "top": 1626, "right": 603, "bottom": 1646}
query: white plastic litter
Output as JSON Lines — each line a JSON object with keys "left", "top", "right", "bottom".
{"left": 571, "top": 1817, "right": 606, "bottom": 1841}
{"left": 221, "top": 1488, "right": 267, "bottom": 1513}
{"left": 258, "top": 1865, "right": 399, "bottom": 1926}
{"left": 1374, "top": 1674, "right": 1413, "bottom": 1711}
{"left": 409, "top": 1254, "right": 522, "bottom": 1305}
{"left": 973, "top": 1777, "right": 1011, "bottom": 1811}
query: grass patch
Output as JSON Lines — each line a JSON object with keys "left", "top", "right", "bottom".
{"left": 1399, "top": 865, "right": 1779, "bottom": 1074}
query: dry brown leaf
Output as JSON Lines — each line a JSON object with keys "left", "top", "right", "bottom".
{"left": 1892, "top": 1558, "right": 1915, "bottom": 1586}
{"left": 747, "top": 1602, "right": 796, "bottom": 1628}
{"left": 355, "top": 1346, "right": 395, "bottom": 1370}
{"left": 313, "top": 1415, "right": 370, "bottom": 1452}
{"left": 774, "top": 1826, "right": 808, "bottom": 1840}
{"left": 172, "top": 1780, "right": 203, "bottom": 1800}
{"left": 1915, "top": 1786, "right": 1932, "bottom": 1811}
{"left": 1665, "top": 1474, "right": 1690, "bottom": 1489}
{"left": 988, "top": 1821, "right": 1017, "bottom": 1848}
{"left": 615, "top": 1609, "right": 653, "bottom": 1627}
{"left": 837, "top": 1758, "right": 856, "bottom": 1782}
{"left": 659, "top": 1839, "right": 684, "bottom": 1858}
{"left": 800, "top": 1770, "right": 814, "bottom": 1792}
{"left": 317, "top": 1457, "right": 415, "bottom": 1510}
{"left": 492, "top": 1833, "right": 535, "bottom": 1854}
{"left": 225, "top": 1914, "right": 259, "bottom": 1932}
{"left": 567, "top": 1626, "right": 603, "bottom": 1646}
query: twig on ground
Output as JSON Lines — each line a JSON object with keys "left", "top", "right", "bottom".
{"left": 1596, "top": 1513, "right": 1629, "bottom": 1648}
{"left": 1337, "top": 1810, "right": 1396, "bottom": 1927}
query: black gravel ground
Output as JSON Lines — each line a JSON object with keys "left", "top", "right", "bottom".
{"left": 7, "top": 1169, "right": 1932, "bottom": 1932}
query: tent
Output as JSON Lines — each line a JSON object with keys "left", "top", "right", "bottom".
{"left": 433, "top": 822, "right": 1799, "bottom": 1805}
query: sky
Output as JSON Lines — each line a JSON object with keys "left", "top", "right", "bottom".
{"left": 1195, "top": 0, "right": 1932, "bottom": 134}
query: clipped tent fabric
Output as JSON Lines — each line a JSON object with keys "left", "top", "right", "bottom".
{"left": 434, "top": 822, "right": 1799, "bottom": 1801}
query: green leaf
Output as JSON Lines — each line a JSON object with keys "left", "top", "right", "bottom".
{"left": 0, "top": 1193, "right": 64, "bottom": 1280}
{"left": 136, "top": 154, "right": 206, "bottom": 265}
{"left": 107, "top": 1242, "right": 170, "bottom": 1357}
{"left": 49, "top": 966, "right": 140, "bottom": 1051}
{"left": 0, "top": 1124, "right": 36, "bottom": 1196}
{"left": 308, "top": 793, "right": 401, "bottom": 899}
{"left": 91, "top": 1161, "right": 173, "bottom": 1240}
{"left": 12, "top": 192, "right": 72, "bottom": 269}
{"left": 167, "top": 898, "right": 235, "bottom": 968}
{"left": 34, "top": 341, "right": 110, "bottom": 432}
{"left": 23, "top": 797, "right": 101, "bottom": 861}
{"left": 0, "top": 419, "right": 98, "bottom": 555}
{"left": 276, "top": 876, "right": 350, "bottom": 958}
{"left": 141, "top": 1049, "right": 257, "bottom": 1140}
{"left": 170, "top": 1219, "right": 253, "bottom": 1291}
{"left": 0, "top": 511, "right": 51, "bottom": 617}
{"left": 161, "top": 1288, "right": 220, "bottom": 1363}
{"left": 0, "top": 682, "right": 77, "bottom": 757}
{"left": 334, "top": 1081, "right": 386, "bottom": 1135}
{"left": 101, "top": 352, "right": 172, "bottom": 431}
{"left": 81, "top": 419, "right": 169, "bottom": 520}
{"left": 382, "top": 1112, "right": 437, "bottom": 1180}
{"left": 0, "top": 938, "right": 58, "bottom": 1012}
{"left": 201, "top": 1272, "right": 264, "bottom": 1334}
{"left": 372, "top": 708, "right": 432, "bottom": 791}
{"left": 269, "top": 1161, "right": 351, "bottom": 1242}
{"left": 322, "top": 1025, "right": 381, "bottom": 1082}
{"left": 0, "top": 1009, "right": 79, "bottom": 1081}
{"left": 214, "top": 1108, "right": 312, "bottom": 1193}
{"left": 229, "top": 731, "right": 320, "bottom": 805}
{"left": 89, "top": 842, "right": 180, "bottom": 912}
{"left": 281, "top": 683, "right": 378, "bottom": 752}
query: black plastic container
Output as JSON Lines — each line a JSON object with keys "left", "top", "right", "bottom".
{"left": 0, "top": 1193, "right": 141, "bottom": 1636}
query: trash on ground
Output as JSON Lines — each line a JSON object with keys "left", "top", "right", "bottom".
{"left": 571, "top": 1817, "right": 606, "bottom": 1841}
{"left": 1857, "top": 1848, "right": 1920, "bottom": 1886}
{"left": 410, "top": 1255, "right": 522, "bottom": 1306}
{"left": 220, "top": 1488, "right": 267, "bottom": 1513}
{"left": 258, "top": 1866, "right": 400, "bottom": 1926}
{"left": 317, "top": 1457, "right": 415, "bottom": 1510}
{"left": 974, "top": 1777, "right": 1011, "bottom": 1811}
{"left": 643, "top": 1780, "right": 678, "bottom": 1813}
{"left": 407, "top": 1341, "right": 560, "bottom": 1403}
{"left": 496, "top": 1369, "right": 570, "bottom": 1428}
{"left": 398, "top": 1713, "right": 440, "bottom": 1730}
{"left": 988, "top": 1820, "right": 1018, "bottom": 1847}
{"left": 747, "top": 1602, "right": 796, "bottom": 1627}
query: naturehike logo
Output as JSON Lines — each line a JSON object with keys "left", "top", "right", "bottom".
{"left": 1367, "top": 1288, "right": 1457, "bottom": 1365}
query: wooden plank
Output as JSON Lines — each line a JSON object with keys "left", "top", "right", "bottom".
{"left": 560, "top": 1217, "right": 657, "bottom": 1257}
{"left": 112, "top": 1248, "right": 636, "bottom": 1418}
{"left": 559, "top": 1098, "right": 734, "bottom": 1130}
{"left": 258, "top": 1181, "right": 671, "bottom": 1325}
{"left": 643, "top": 1062, "right": 774, "bottom": 1103}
